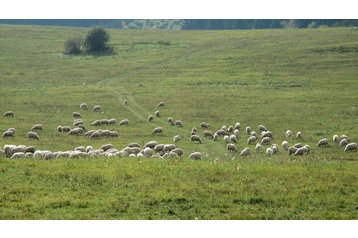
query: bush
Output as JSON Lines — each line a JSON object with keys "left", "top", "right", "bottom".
{"left": 84, "top": 27, "right": 111, "bottom": 53}
{"left": 64, "top": 37, "right": 82, "bottom": 54}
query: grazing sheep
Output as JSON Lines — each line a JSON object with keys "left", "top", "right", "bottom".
{"left": 261, "top": 131, "right": 273, "bottom": 138}
{"left": 344, "top": 143, "right": 357, "bottom": 152}
{"left": 100, "top": 144, "right": 113, "bottom": 151}
{"left": 213, "top": 133, "right": 218, "bottom": 141}
{"left": 143, "top": 147, "right": 153, "bottom": 158}
{"left": 11, "top": 152, "right": 25, "bottom": 159}
{"left": 2, "top": 130, "right": 14, "bottom": 139}
{"left": 162, "top": 151, "right": 179, "bottom": 159}
{"left": 75, "top": 146, "right": 86, "bottom": 152}
{"left": 100, "top": 130, "right": 111, "bottom": 137}
{"left": 282, "top": 141, "right": 289, "bottom": 151}
{"left": 271, "top": 144, "right": 279, "bottom": 154}
{"left": 339, "top": 138, "right": 349, "bottom": 148}
{"left": 57, "top": 126, "right": 63, "bottom": 132}
{"left": 175, "top": 120, "right": 183, "bottom": 127}
{"left": 340, "top": 135, "right": 350, "bottom": 142}
{"left": 25, "top": 146, "right": 36, "bottom": 154}
{"left": 61, "top": 126, "right": 71, "bottom": 132}
{"left": 93, "top": 105, "right": 101, "bottom": 113}
{"left": 230, "top": 134, "right": 238, "bottom": 143}
{"left": 255, "top": 143, "right": 262, "bottom": 153}
{"left": 200, "top": 122, "right": 210, "bottom": 129}
{"left": 296, "top": 132, "right": 303, "bottom": 140}
{"left": 152, "top": 127, "right": 163, "bottom": 135}
{"left": 234, "top": 129, "right": 239, "bottom": 137}
{"left": 100, "top": 119, "right": 109, "bottom": 125}
{"left": 80, "top": 103, "right": 88, "bottom": 110}
{"left": 294, "top": 143, "right": 303, "bottom": 148}
{"left": 333, "top": 135, "right": 339, "bottom": 144}
{"left": 164, "top": 144, "right": 176, "bottom": 152}
{"left": 86, "top": 146, "right": 94, "bottom": 153}
{"left": 73, "top": 112, "right": 82, "bottom": 118}
{"left": 191, "top": 135, "right": 202, "bottom": 144}
{"left": 3, "top": 111, "right": 14, "bottom": 117}
{"left": 266, "top": 148, "right": 273, "bottom": 156}
{"left": 73, "top": 120, "right": 84, "bottom": 127}
{"left": 288, "top": 147, "right": 297, "bottom": 155}
{"left": 68, "top": 128, "right": 83, "bottom": 135}
{"left": 108, "top": 119, "right": 117, "bottom": 125}
{"left": 294, "top": 145, "right": 310, "bottom": 156}
{"left": 157, "top": 102, "right": 165, "bottom": 108}
{"left": 78, "top": 124, "right": 86, "bottom": 131}
{"left": 7, "top": 128, "right": 16, "bottom": 134}
{"left": 216, "top": 129, "right": 227, "bottom": 136}
{"left": 239, "top": 147, "right": 250, "bottom": 156}
{"left": 128, "top": 143, "right": 141, "bottom": 148}
{"left": 246, "top": 126, "right": 252, "bottom": 135}
{"left": 109, "top": 131, "right": 119, "bottom": 137}
{"left": 173, "top": 135, "right": 181, "bottom": 143}
{"left": 167, "top": 117, "right": 175, "bottom": 126}
{"left": 188, "top": 152, "right": 202, "bottom": 160}
{"left": 10, "top": 146, "right": 26, "bottom": 156}
{"left": 234, "top": 122, "right": 241, "bottom": 130}
{"left": 261, "top": 137, "right": 271, "bottom": 145}
{"left": 31, "top": 124, "right": 43, "bottom": 131}
{"left": 286, "top": 130, "right": 293, "bottom": 138}
{"left": 317, "top": 138, "right": 329, "bottom": 147}
{"left": 119, "top": 119, "right": 129, "bottom": 126}
{"left": 247, "top": 136, "right": 257, "bottom": 144}
{"left": 221, "top": 125, "right": 227, "bottom": 131}
{"left": 154, "top": 144, "right": 165, "bottom": 152}
{"left": 155, "top": 111, "right": 160, "bottom": 117}
{"left": 227, "top": 126, "right": 234, "bottom": 133}
{"left": 227, "top": 143, "right": 237, "bottom": 152}
{"left": 171, "top": 148, "right": 183, "bottom": 157}
{"left": 144, "top": 141, "right": 158, "bottom": 149}
{"left": 258, "top": 125, "right": 267, "bottom": 132}
{"left": 203, "top": 130, "right": 214, "bottom": 139}
{"left": 250, "top": 131, "right": 257, "bottom": 138}
{"left": 90, "top": 120, "right": 101, "bottom": 126}
{"left": 191, "top": 130, "right": 197, "bottom": 136}
{"left": 224, "top": 135, "right": 230, "bottom": 144}
{"left": 148, "top": 115, "right": 154, "bottom": 122}
{"left": 124, "top": 100, "right": 128, "bottom": 106}
{"left": 4, "top": 145, "right": 16, "bottom": 156}
{"left": 27, "top": 131, "right": 39, "bottom": 140}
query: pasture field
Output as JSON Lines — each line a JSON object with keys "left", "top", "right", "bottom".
{"left": 0, "top": 25, "right": 357, "bottom": 219}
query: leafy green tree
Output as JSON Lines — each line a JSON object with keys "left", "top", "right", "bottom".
{"left": 84, "top": 27, "right": 111, "bottom": 52}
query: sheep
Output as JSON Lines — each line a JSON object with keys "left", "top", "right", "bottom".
{"left": 203, "top": 130, "right": 214, "bottom": 139}
{"left": 200, "top": 122, "right": 210, "bottom": 129}
{"left": 85, "top": 130, "right": 96, "bottom": 136}
{"left": 344, "top": 143, "right": 357, "bottom": 152}
{"left": 3, "top": 111, "right": 14, "bottom": 117}
{"left": 255, "top": 143, "right": 262, "bottom": 153}
{"left": 157, "top": 102, "right": 165, "bottom": 108}
{"left": 57, "top": 126, "right": 63, "bottom": 132}
{"left": 261, "top": 137, "right": 271, "bottom": 145}
{"left": 247, "top": 136, "right": 257, "bottom": 144}
{"left": 31, "top": 124, "right": 43, "bottom": 131}
{"left": 339, "top": 138, "right": 349, "bottom": 148}
{"left": 246, "top": 126, "right": 252, "bottom": 135}
{"left": 43, "top": 152, "right": 55, "bottom": 160}
{"left": 26, "top": 153, "right": 33, "bottom": 158}
{"left": 144, "top": 141, "right": 158, "bottom": 149}
{"left": 171, "top": 148, "right": 183, "bottom": 157}
{"left": 68, "top": 128, "right": 83, "bottom": 135}
{"left": 75, "top": 146, "right": 86, "bottom": 152}
{"left": 152, "top": 127, "right": 163, "bottom": 135}
{"left": 10, "top": 146, "right": 26, "bottom": 155}
{"left": 261, "top": 131, "right": 273, "bottom": 139}
{"left": 119, "top": 119, "right": 129, "bottom": 126}
{"left": 80, "top": 103, "right": 88, "bottom": 110}
{"left": 3, "top": 145, "right": 16, "bottom": 157}
{"left": 266, "top": 148, "right": 273, "bottom": 156}
{"left": 294, "top": 145, "right": 310, "bottom": 156}
{"left": 296, "top": 132, "right": 303, "bottom": 140}
{"left": 258, "top": 125, "right": 268, "bottom": 132}
{"left": 188, "top": 152, "right": 202, "bottom": 160}
{"left": 162, "top": 151, "right": 179, "bottom": 159}
{"left": 239, "top": 147, "right": 250, "bottom": 156}
{"left": 61, "top": 126, "right": 71, "bottom": 132}
{"left": 130, "top": 147, "right": 141, "bottom": 155}
{"left": 124, "top": 100, "right": 128, "bottom": 106}
{"left": 221, "top": 125, "right": 227, "bottom": 131}
{"left": 7, "top": 128, "right": 16, "bottom": 134}
{"left": 154, "top": 144, "right": 165, "bottom": 152}
{"left": 191, "top": 131, "right": 197, "bottom": 136}
{"left": 148, "top": 115, "right": 154, "bottom": 122}
{"left": 154, "top": 111, "right": 160, "bottom": 117}
{"left": 89, "top": 131, "right": 101, "bottom": 139}
{"left": 234, "top": 122, "right": 241, "bottom": 130}
{"left": 11, "top": 152, "right": 25, "bottom": 159}
{"left": 216, "top": 129, "right": 227, "bottom": 136}
{"left": 143, "top": 147, "right": 153, "bottom": 158}
{"left": 2, "top": 130, "right": 14, "bottom": 139}
{"left": 73, "top": 112, "right": 82, "bottom": 118}
{"left": 175, "top": 120, "right": 183, "bottom": 127}
{"left": 99, "top": 119, "right": 108, "bottom": 125}
{"left": 294, "top": 143, "right": 303, "bottom": 148}
{"left": 91, "top": 120, "right": 101, "bottom": 126}
{"left": 100, "top": 130, "right": 111, "bottom": 137}
{"left": 128, "top": 143, "right": 141, "bottom": 148}
{"left": 333, "top": 135, "right": 339, "bottom": 144}
{"left": 340, "top": 135, "right": 350, "bottom": 142}
{"left": 93, "top": 105, "right": 101, "bottom": 113}
{"left": 73, "top": 121, "right": 84, "bottom": 127}
{"left": 224, "top": 135, "right": 230, "bottom": 144}
{"left": 230, "top": 134, "right": 238, "bottom": 143}
{"left": 86, "top": 146, "right": 94, "bottom": 153}
{"left": 173, "top": 135, "right": 181, "bottom": 143}
{"left": 286, "top": 130, "right": 293, "bottom": 138}
{"left": 27, "top": 131, "right": 39, "bottom": 140}
{"left": 213, "top": 133, "right": 218, "bottom": 141}
{"left": 227, "top": 143, "right": 237, "bottom": 152}
{"left": 25, "top": 146, "right": 36, "bottom": 154}
{"left": 100, "top": 144, "right": 113, "bottom": 151}
{"left": 250, "top": 131, "right": 257, "bottom": 138}
{"left": 317, "top": 138, "right": 329, "bottom": 147}
{"left": 282, "top": 141, "right": 290, "bottom": 151}
{"left": 288, "top": 147, "right": 297, "bottom": 155}
{"left": 109, "top": 131, "right": 119, "bottom": 137}
{"left": 164, "top": 144, "right": 176, "bottom": 152}
{"left": 271, "top": 144, "right": 279, "bottom": 154}
{"left": 227, "top": 126, "right": 234, "bottom": 133}
{"left": 191, "top": 135, "right": 202, "bottom": 144}
{"left": 108, "top": 119, "right": 117, "bottom": 125}
{"left": 234, "top": 129, "right": 239, "bottom": 137}
{"left": 167, "top": 117, "right": 175, "bottom": 126}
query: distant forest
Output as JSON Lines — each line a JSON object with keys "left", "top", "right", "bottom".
{"left": 0, "top": 19, "right": 357, "bottom": 30}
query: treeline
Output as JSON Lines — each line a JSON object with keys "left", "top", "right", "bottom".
{"left": 0, "top": 19, "right": 357, "bottom": 30}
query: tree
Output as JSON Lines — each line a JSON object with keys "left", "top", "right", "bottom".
{"left": 84, "top": 27, "right": 111, "bottom": 53}
{"left": 64, "top": 37, "right": 83, "bottom": 54}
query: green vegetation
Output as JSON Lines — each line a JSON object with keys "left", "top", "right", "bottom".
{"left": 0, "top": 25, "right": 357, "bottom": 219}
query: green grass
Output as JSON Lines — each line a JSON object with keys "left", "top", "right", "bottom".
{"left": 0, "top": 25, "right": 357, "bottom": 219}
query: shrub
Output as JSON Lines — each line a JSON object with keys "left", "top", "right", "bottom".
{"left": 64, "top": 37, "right": 83, "bottom": 54}
{"left": 84, "top": 27, "right": 111, "bottom": 53}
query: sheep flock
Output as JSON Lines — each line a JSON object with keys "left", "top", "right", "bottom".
{"left": 1, "top": 100, "right": 357, "bottom": 160}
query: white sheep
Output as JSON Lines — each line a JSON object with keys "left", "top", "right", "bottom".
{"left": 234, "top": 122, "right": 241, "bottom": 130}
{"left": 108, "top": 119, "right": 117, "bottom": 125}
{"left": 200, "top": 122, "right": 210, "bottom": 129}
{"left": 93, "top": 105, "right": 101, "bottom": 113}
{"left": 148, "top": 115, "right": 154, "bottom": 122}
{"left": 333, "top": 135, "right": 339, "bottom": 144}
{"left": 261, "top": 131, "right": 273, "bottom": 138}
{"left": 258, "top": 125, "right": 267, "bottom": 132}
{"left": 128, "top": 143, "right": 141, "bottom": 148}
{"left": 250, "top": 131, "right": 257, "bottom": 138}
{"left": 213, "top": 133, "right": 218, "bottom": 141}
{"left": 203, "top": 130, "right": 214, "bottom": 139}
{"left": 7, "top": 128, "right": 16, "bottom": 134}
{"left": 317, "top": 138, "right": 329, "bottom": 147}
{"left": 227, "top": 143, "right": 237, "bottom": 152}
{"left": 3, "top": 111, "right": 14, "bottom": 117}
{"left": 27, "top": 131, "right": 39, "bottom": 140}
{"left": 344, "top": 143, "right": 357, "bottom": 152}
{"left": 261, "top": 137, "right": 271, "bottom": 145}
{"left": 100, "top": 144, "right": 113, "bottom": 151}
{"left": 2, "top": 130, "right": 14, "bottom": 139}
{"left": 294, "top": 143, "right": 303, "bottom": 148}
{"left": 3, "top": 144, "right": 16, "bottom": 156}
{"left": 109, "top": 131, "right": 119, "bottom": 137}
{"left": 340, "top": 135, "right": 350, "bottom": 141}
{"left": 221, "top": 125, "right": 227, "bottom": 131}
{"left": 245, "top": 126, "right": 252, "bottom": 135}
{"left": 247, "top": 136, "right": 257, "bottom": 144}
{"left": 86, "top": 146, "right": 94, "bottom": 153}
{"left": 68, "top": 128, "right": 83, "bottom": 135}
{"left": 100, "top": 119, "right": 109, "bottom": 125}
{"left": 80, "top": 103, "right": 88, "bottom": 110}
{"left": 144, "top": 141, "right": 158, "bottom": 149}
{"left": 154, "top": 144, "right": 165, "bottom": 152}
{"left": 296, "top": 132, "right": 303, "bottom": 140}
{"left": 11, "top": 152, "right": 25, "bottom": 159}
{"left": 119, "top": 119, "right": 129, "bottom": 126}
{"left": 227, "top": 126, "right": 234, "bottom": 132}
{"left": 175, "top": 120, "right": 183, "bottom": 127}
{"left": 85, "top": 130, "right": 96, "bottom": 137}
{"left": 224, "top": 135, "right": 230, "bottom": 144}
{"left": 234, "top": 129, "right": 239, "bottom": 137}
{"left": 339, "top": 138, "right": 349, "bottom": 148}
{"left": 75, "top": 146, "right": 86, "bottom": 152}
{"left": 191, "top": 135, "right": 202, "bottom": 144}
{"left": 286, "top": 130, "right": 292, "bottom": 138}
{"left": 10, "top": 145, "right": 26, "bottom": 156}
{"left": 271, "top": 144, "right": 279, "bottom": 154}
{"left": 230, "top": 134, "right": 238, "bottom": 143}
{"left": 143, "top": 147, "right": 153, "bottom": 158}
{"left": 167, "top": 117, "right": 175, "bottom": 126}
{"left": 124, "top": 100, "right": 128, "bottom": 106}
{"left": 173, "top": 135, "right": 181, "bottom": 143}
{"left": 164, "top": 144, "right": 176, "bottom": 152}
{"left": 266, "top": 148, "right": 273, "bottom": 156}
{"left": 282, "top": 141, "right": 289, "bottom": 151}
{"left": 90, "top": 131, "right": 101, "bottom": 139}
{"left": 216, "top": 129, "right": 227, "bottom": 136}
{"left": 255, "top": 143, "right": 262, "bottom": 153}
{"left": 73, "top": 112, "right": 82, "bottom": 118}
{"left": 57, "top": 126, "right": 63, "bottom": 132}
{"left": 155, "top": 111, "right": 160, "bottom": 117}
{"left": 152, "top": 127, "right": 163, "bottom": 135}
{"left": 31, "top": 124, "right": 43, "bottom": 131}
{"left": 91, "top": 120, "right": 101, "bottom": 126}
{"left": 239, "top": 147, "right": 250, "bottom": 156}
{"left": 171, "top": 148, "right": 183, "bottom": 157}
{"left": 294, "top": 145, "right": 310, "bottom": 156}
{"left": 100, "top": 130, "right": 111, "bottom": 137}
{"left": 188, "top": 152, "right": 202, "bottom": 160}
{"left": 157, "top": 102, "right": 165, "bottom": 108}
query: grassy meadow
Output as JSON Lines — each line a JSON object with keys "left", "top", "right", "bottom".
{"left": 0, "top": 25, "right": 357, "bottom": 219}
